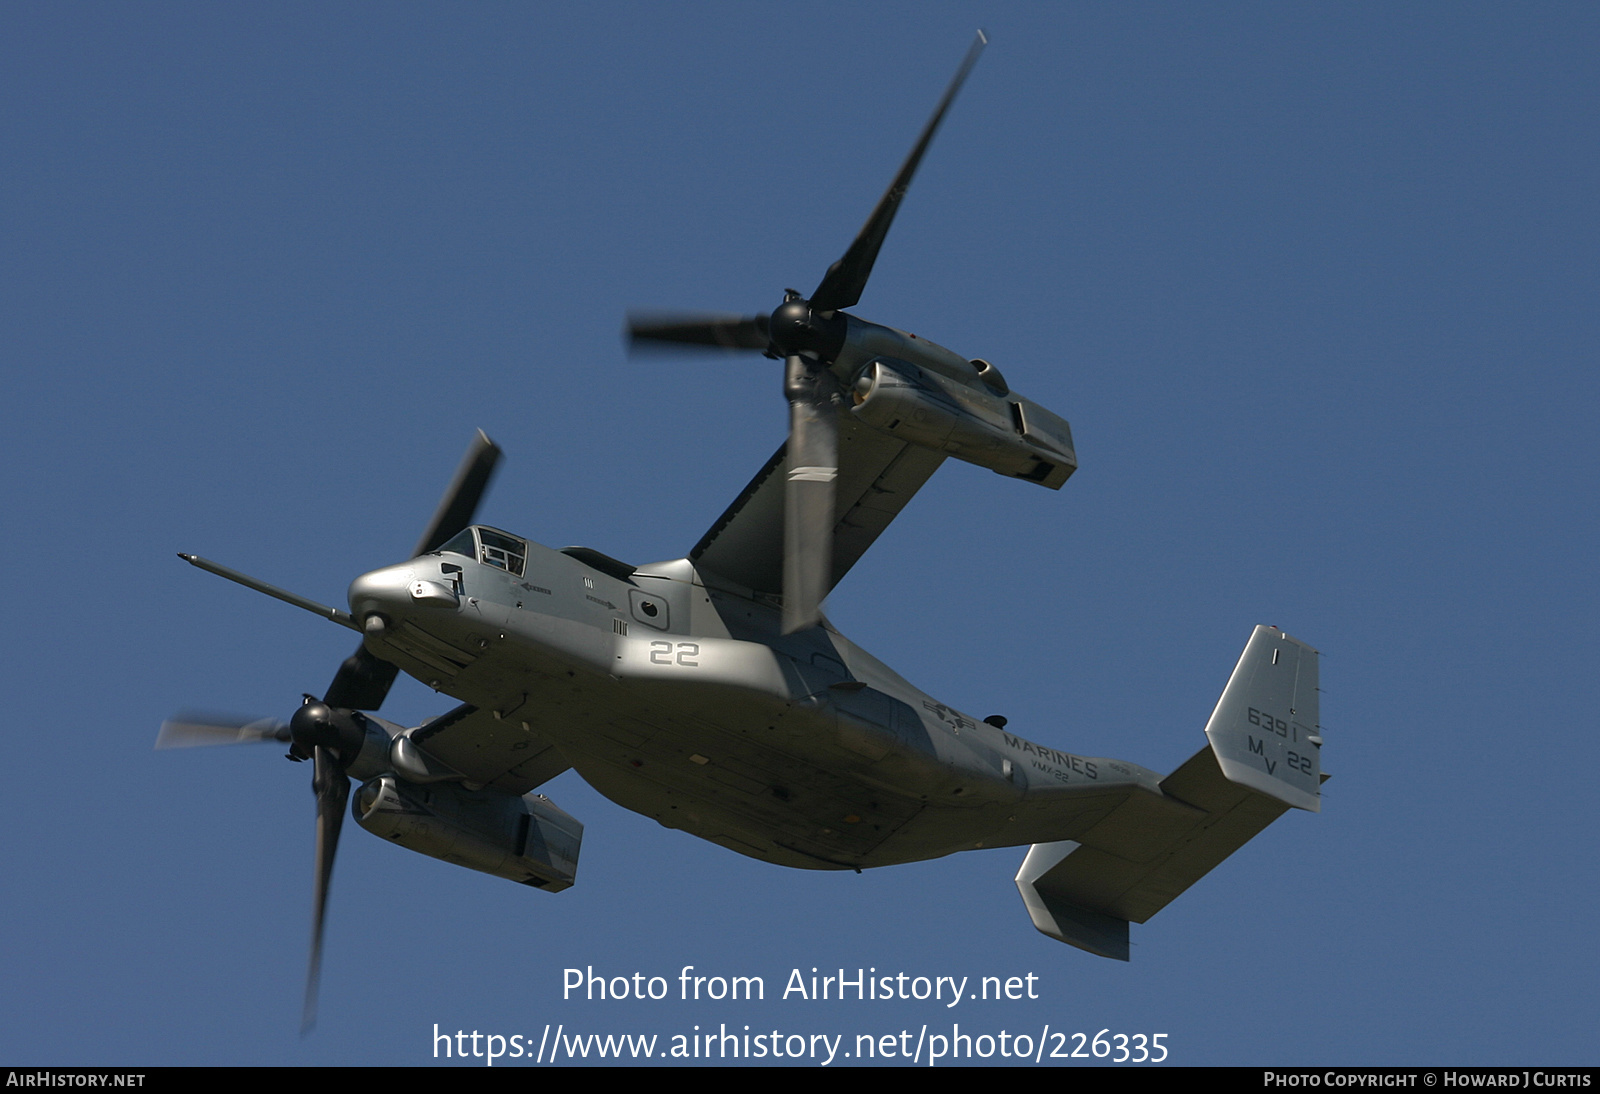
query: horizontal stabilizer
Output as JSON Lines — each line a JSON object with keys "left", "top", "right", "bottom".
{"left": 1015, "top": 626, "right": 1322, "bottom": 959}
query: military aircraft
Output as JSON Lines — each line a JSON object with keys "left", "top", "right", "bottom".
{"left": 162, "top": 33, "right": 1323, "bottom": 1031}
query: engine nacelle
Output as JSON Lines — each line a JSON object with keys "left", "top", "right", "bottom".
{"left": 849, "top": 357, "right": 1077, "bottom": 489}
{"left": 354, "top": 775, "right": 582, "bottom": 891}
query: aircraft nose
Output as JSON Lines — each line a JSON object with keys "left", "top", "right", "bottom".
{"left": 347, "top": 564, "right": 415, "bottom": 625}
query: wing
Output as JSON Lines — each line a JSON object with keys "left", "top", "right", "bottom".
{"left": 690, "top": 412, "right": 946, "bottom": 597}
{"left": 411, "top": 704, "right": 571, "bottom": 795}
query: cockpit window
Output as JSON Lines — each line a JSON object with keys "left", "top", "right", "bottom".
{"left": 434, "top": 526, "right": 528, "bottom": 577}
{"left": 476, "top": 528, "right": 527, "bottom": 577}
{"left": 437, "top": 528, "right": 477, "bottom": 559}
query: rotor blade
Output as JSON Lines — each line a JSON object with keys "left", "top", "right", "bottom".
{"left": 329, "top": 432, "right": 497, "bottom": 711}
{"left": 412, "top": 429, "right": 503, "bottom": 558}
{"left": 156, "top": 712, "right": 291, "bottom": 749}
{"left": 810, "top": 31, "right": 987, "bottom": 313}
{"left": 782, "top": 355, "right": 839, "bottom": 634}
{"left": 322, "top": 644, "right": 400, "bottom": 711}
{"left": 626, "top": 312, "right": 770, "bottom": 353}
{"left": 302, "top": 744, "right": 349, "bottom": 1036}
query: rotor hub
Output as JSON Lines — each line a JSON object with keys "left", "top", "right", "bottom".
{"left": 289, "top": 700, "right": 368, "bottom": 761}
{"left": 767, "top": 298, "right": 846, "bottom": 362}
{"left": 289, "top": 700, "right": 338, "bottom": 755}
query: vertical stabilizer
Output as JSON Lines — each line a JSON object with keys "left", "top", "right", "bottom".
{"left": 1014, "top": 625, "right": 1323, "bottom": 958}
{"left": 1202, "top": 626, "right": 1321, "bottom": 812}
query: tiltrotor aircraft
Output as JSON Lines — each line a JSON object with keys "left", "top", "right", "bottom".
{"left": 163, "top": 35, "right": 1323, "bottom": 1030}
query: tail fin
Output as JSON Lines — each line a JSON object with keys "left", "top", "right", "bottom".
{"left": 1202, "top": 625, "right": 1322, "bottom": 812}
{"left": 1014, "top": 626, "right": 1322, "bottom": 959}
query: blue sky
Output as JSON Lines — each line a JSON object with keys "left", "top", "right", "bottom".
{"left": 3, "top": 2, "right": 1596, "bottom": 1066}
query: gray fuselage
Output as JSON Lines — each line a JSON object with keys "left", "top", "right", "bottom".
{"left": 348, "top": 532, "right": 1160, "bottom": 871}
